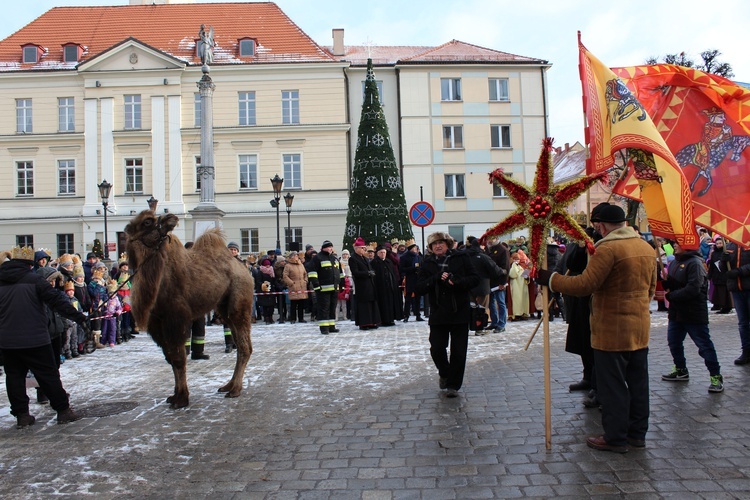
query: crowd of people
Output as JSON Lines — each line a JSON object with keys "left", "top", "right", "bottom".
{"left": 3, "top": 211, "right": 750, "bottom": 437}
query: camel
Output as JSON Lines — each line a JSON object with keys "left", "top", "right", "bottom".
{"left": 124, "top": 210, "right": 254, "bottom": 408}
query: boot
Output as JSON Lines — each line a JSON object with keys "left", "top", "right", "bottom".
{"left": 734, "top": 349, "right": 750, "bottom": 365}
{"left": 94, "top": 331, "right": 105, "bottom": 349}
{"left": 16, "top": 413, "right": 36, "bottom": 429}
{"left": 57, "top": 407, "right": 82, "bottom": 424}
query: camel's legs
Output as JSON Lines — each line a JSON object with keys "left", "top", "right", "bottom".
{"left": 218, "top": 319, "right": 252, "bottom": 397}
{"left": 163, "top": 338, "right": 190, "bottom": 408}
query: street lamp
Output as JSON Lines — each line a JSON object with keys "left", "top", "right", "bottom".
{"left": 147, "top": 196, "right": 159, "bottom": 212}
{"left": 97, "top": 179, "right": 112, "bottom": 261}
{"left": 284, "top": 192, "right": 294, "bottom": 250}
{"left": 270, "top": 174, "right": 283, "bottom": 251}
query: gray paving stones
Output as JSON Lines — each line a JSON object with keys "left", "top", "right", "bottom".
{"left": 0, "top": 311, "right": 749, "bottom": 497}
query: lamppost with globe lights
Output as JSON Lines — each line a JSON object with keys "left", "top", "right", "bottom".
{"left": 97, "top": 180, "right": 112, "bottom": 261}
{"left": 270, "top": 174, "right": 283, "bottom": 251}
{"left": 284, "top": 192, "right": 294, "bottom": 250}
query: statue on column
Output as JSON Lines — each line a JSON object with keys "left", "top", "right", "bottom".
{"left": 198, "top": 24, "right": 215, "bottom": 66}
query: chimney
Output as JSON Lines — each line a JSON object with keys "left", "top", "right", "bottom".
{"left": 332, "top": 29, "right": 345, "bottom": 57}
{"left": 564, "top": 142, "right": 570, "bottom": 152}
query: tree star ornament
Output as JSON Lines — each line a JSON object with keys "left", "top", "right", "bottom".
{"left": 480, "top": 138, "right": 607, "bottom": 276}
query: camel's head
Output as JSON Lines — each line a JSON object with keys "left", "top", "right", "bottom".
{"left": 124, "top": 210, "right": 179, "bottom": 266}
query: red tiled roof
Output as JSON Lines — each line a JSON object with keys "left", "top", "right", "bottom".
{"left": 0, "top": 2, "right": 333, "bottom": 71}
{"left": 326, "top": 40, "right": 547, "bottom": 67}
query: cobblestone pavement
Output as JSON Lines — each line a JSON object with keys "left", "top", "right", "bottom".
{"left": 1, "top": 308, "right": 750, "bottom": 498}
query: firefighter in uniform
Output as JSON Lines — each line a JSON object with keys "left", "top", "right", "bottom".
{"left": 309, "top": 240, "right": 342, "bottom": 334}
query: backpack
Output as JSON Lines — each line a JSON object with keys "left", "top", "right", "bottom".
{"left": 469, "top": 302, "right": 489, "bottom": 331}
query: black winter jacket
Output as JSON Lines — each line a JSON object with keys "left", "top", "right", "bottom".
{"left": 415, "top": 250, "right": 480, "bottom": 325}
{"left": 665, "top": 250, "right": 709, "bottom": 324}
{"left": 722, "top": 242, "right": 750, "bottom": 293}
{"left": 0, "top": 260, "right": 86, "bottom": 349}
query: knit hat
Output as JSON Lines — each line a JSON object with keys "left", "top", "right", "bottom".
{"left": 341, "top": 249, "right": 350, "bottom": 256}
{"left": 261, "top": 259, "right": 272, "bottom": 266}
{"left": 86, "top": 252, "right": 98, "bottom": 260}
{"left": 353, "top": 237, "right": 366, "bottom": 247}
{"left": 227, "top": 241, "right": 240, "bottom": 251}
{"left": 321, "top": 240, "right": 333, "bottom": 250}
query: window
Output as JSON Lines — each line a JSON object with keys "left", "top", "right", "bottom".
{"left": 239, "top": 154, "right": 258, "bottom": 190}
{"left": 493, "top": 173, "right": 511, "bottom": 197}
{"left": 195, "top": 156, "right": 202, "bottom": 191}
{"left": 58, "top": 159, "right": 75, "bottom": 195}
{"left": 125, "top": 158, "right": 143, "bottom": 194}
{"left": 239, "top": 39, "right": 255, "bottom": 57}
{"left": 22, "top": 46, "right": 37, "bottom": 63}
{"left": 194, "top": 93, "right": 201, "bottom": 127}
{"left": 282, "top": 154, "right": 302, "bottom": 189}
{"left": 444, "top": 174, "right": 465, "bottom": 198}
{"left": 285, "top": 227, "right": 303, "bottom": 252}
{"left": 57, "top": 234, "right": 74, "bottom": 255}
{"left": 491, "top": 125, "right": 511, "bottom": 148}
{"left": 489, "top": 78, "right": 509, "bottom": 101}
{"left": 448, "top": 226, "right": 464, "bottom": 245}
{"left": 238, "top": 92, "right": 256, "bottom": 126}
{"left": 17, "top": 161, "right": 33, "bottom": 196}
{"left": 240, "top": 228, "right": 259, "bottom": 254}
{"left": 361, "top": 80, "right": 384, "bottom": 104}
{"left": 282, "top": 90, "right": 299, "bottom": 125}
{"left": 63, "top": 45, "right": 78, "bottom": 63}
{"left": 124, "top": 95, "right": 141, "bottom": 129}
{"left": 58, "top": 97, "right": 75, "bottom": 132}
{"left": 440, "top": 78, "right": 461, "bottom": 101}
{"left": 16, "top": 99, "right": 32, "bottom": 133}
{"left": 443, "top": 125, "right": 463, "bottom": 149}
{"left": 16, "top": 235, "right": 34, "bottom": 247}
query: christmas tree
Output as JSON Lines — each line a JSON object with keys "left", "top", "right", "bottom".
{"left": 92, "top": 238, "right": 103, "bottom": 259}
{"left": 343, "top": 59, "right": 413, "bottom": 250}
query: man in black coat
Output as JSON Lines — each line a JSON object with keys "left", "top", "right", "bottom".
{"left": 0, "top": 247, "right": 89, "bottom": 428}
{"left": 416, "top": 232, "right": 480, "bottom": 398}
{"left": 348, "top": 238, "right": 381, "bottom": 330}
{"left": 661, "top": 241, "right": 723, "bottom": 393}
{"left": 399, "top": 244, "right": 425, "bottom": 322}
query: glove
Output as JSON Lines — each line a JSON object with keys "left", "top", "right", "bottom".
{"left": 535, "top": 269, "right": 554, "bottom": 288}
{"left": 726, "top": 268, "right": 740, "bottom": 280}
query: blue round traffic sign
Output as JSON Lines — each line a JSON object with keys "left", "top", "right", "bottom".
{"left": 409, "top": 201, "right": 435, "bottom": 227}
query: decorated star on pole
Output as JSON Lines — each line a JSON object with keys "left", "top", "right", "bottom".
{"left": 480, "top": 138, "right": 607, "bottom": 275}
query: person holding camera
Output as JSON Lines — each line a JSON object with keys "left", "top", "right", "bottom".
{"left": 416, "top": 232, "right": 479, "bottom": 398}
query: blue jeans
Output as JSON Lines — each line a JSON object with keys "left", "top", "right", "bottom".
{"left": 731, "top": 290, "right": 750, "bottom": 350}
{"left": 667, "top": 320, "right": 720, "bottom": 376}
{"left": 489, "top": 288, "right": 507, "bottom": 329}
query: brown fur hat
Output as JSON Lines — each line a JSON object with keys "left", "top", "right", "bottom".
{"left": 427, "top": 232, "right": 454, "bottom": 250}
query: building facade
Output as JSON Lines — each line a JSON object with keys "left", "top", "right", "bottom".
{"left": 0, "top": 2, "right": 550, "bottom": 258}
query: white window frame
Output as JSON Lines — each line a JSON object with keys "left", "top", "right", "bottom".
{"left": 238, "top": 91, "right": 256, "bottom": 126}
{"left": 124, "top": 94, "right": 142, "bottom": 129}
{"left": 444, "top": 173, "right": 465, "bottom": 198}
{"left": 239, "top": 154, "right": 258, "bottom": 190}
{"left": 493, "top": 173, "right": 512, "bottom": 198}
{"left": 489, "top": 78, "right": 509, "bottom": 102}
{"left": 282, "top": 153, "right": 302, "bottom": 189}
{"left": 239, "top": 39, "right": 255, "bottom": 57}
{"left": 58, "top": 159, "right": 76, "bottom": 195}
{"left": 491, "top": 124, "right": 511, "bottom": 149}
{"left": 241, "top": 228, "right": 259, "bottom": 254}
{"left": 16, "top": 99, "right": 32, "bottom": 133}
{"left": 22, "top": 46, "right": 37, "bottom": 63}
{"left": 194, "top": 93, "right": 201, "bottom": 127}
{"left": 361, "top": 80, "right": 384, "bottom": 104}
{"left": 58, "top": 97, "right": 75, "bottom": 132}
{"left": 282, "top": 90, "right": 300, "bottom": 125}
{"left": 17, "top": 161, "right": 34, "bottom": 196}
{"left": 124, "top": 158, "right": 143, "bottom": 194}
{"left": 440, "top": 78, "right": 461, "bottom": 101}
{"left": 442, "top": 125, "right": 463, "bottom": 149}
{"left": 57, "top": 233, "right": 75, "bottom": 255}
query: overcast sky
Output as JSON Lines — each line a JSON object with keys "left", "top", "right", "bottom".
{"left": 4, "top": 0, "right": 748, "bottom": 144}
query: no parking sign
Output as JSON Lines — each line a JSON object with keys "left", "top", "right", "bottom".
{"left": 409, "top": 201, "right": 435, "bottom": 227}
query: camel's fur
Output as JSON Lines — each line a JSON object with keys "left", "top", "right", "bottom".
{"left": 124, "top": 210, "right": 254, "bottom": 408}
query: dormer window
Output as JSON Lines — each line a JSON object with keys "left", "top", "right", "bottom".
{"left": 22, "top": 44, "right": 40, "bottom": 63}
{"left": 63, "top": 44, "right": 81, "bottom": 63}
{"left": 238, "top": 38, "right": 255, "bottom": 57}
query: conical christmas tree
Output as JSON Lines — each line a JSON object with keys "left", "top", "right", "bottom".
{"left": 343, "top": 59, "right": 414, "bottom": 250}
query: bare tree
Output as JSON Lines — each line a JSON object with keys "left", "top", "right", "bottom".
{"left": 646, "top": 49, "right": 733, "bottom": 78}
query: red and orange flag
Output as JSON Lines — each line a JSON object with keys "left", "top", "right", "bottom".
{"left": 578, "top": 33, "right": 699, "bottom": 249}
{"left": 612, "top": 64, "right": 750, "bottom": 248}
